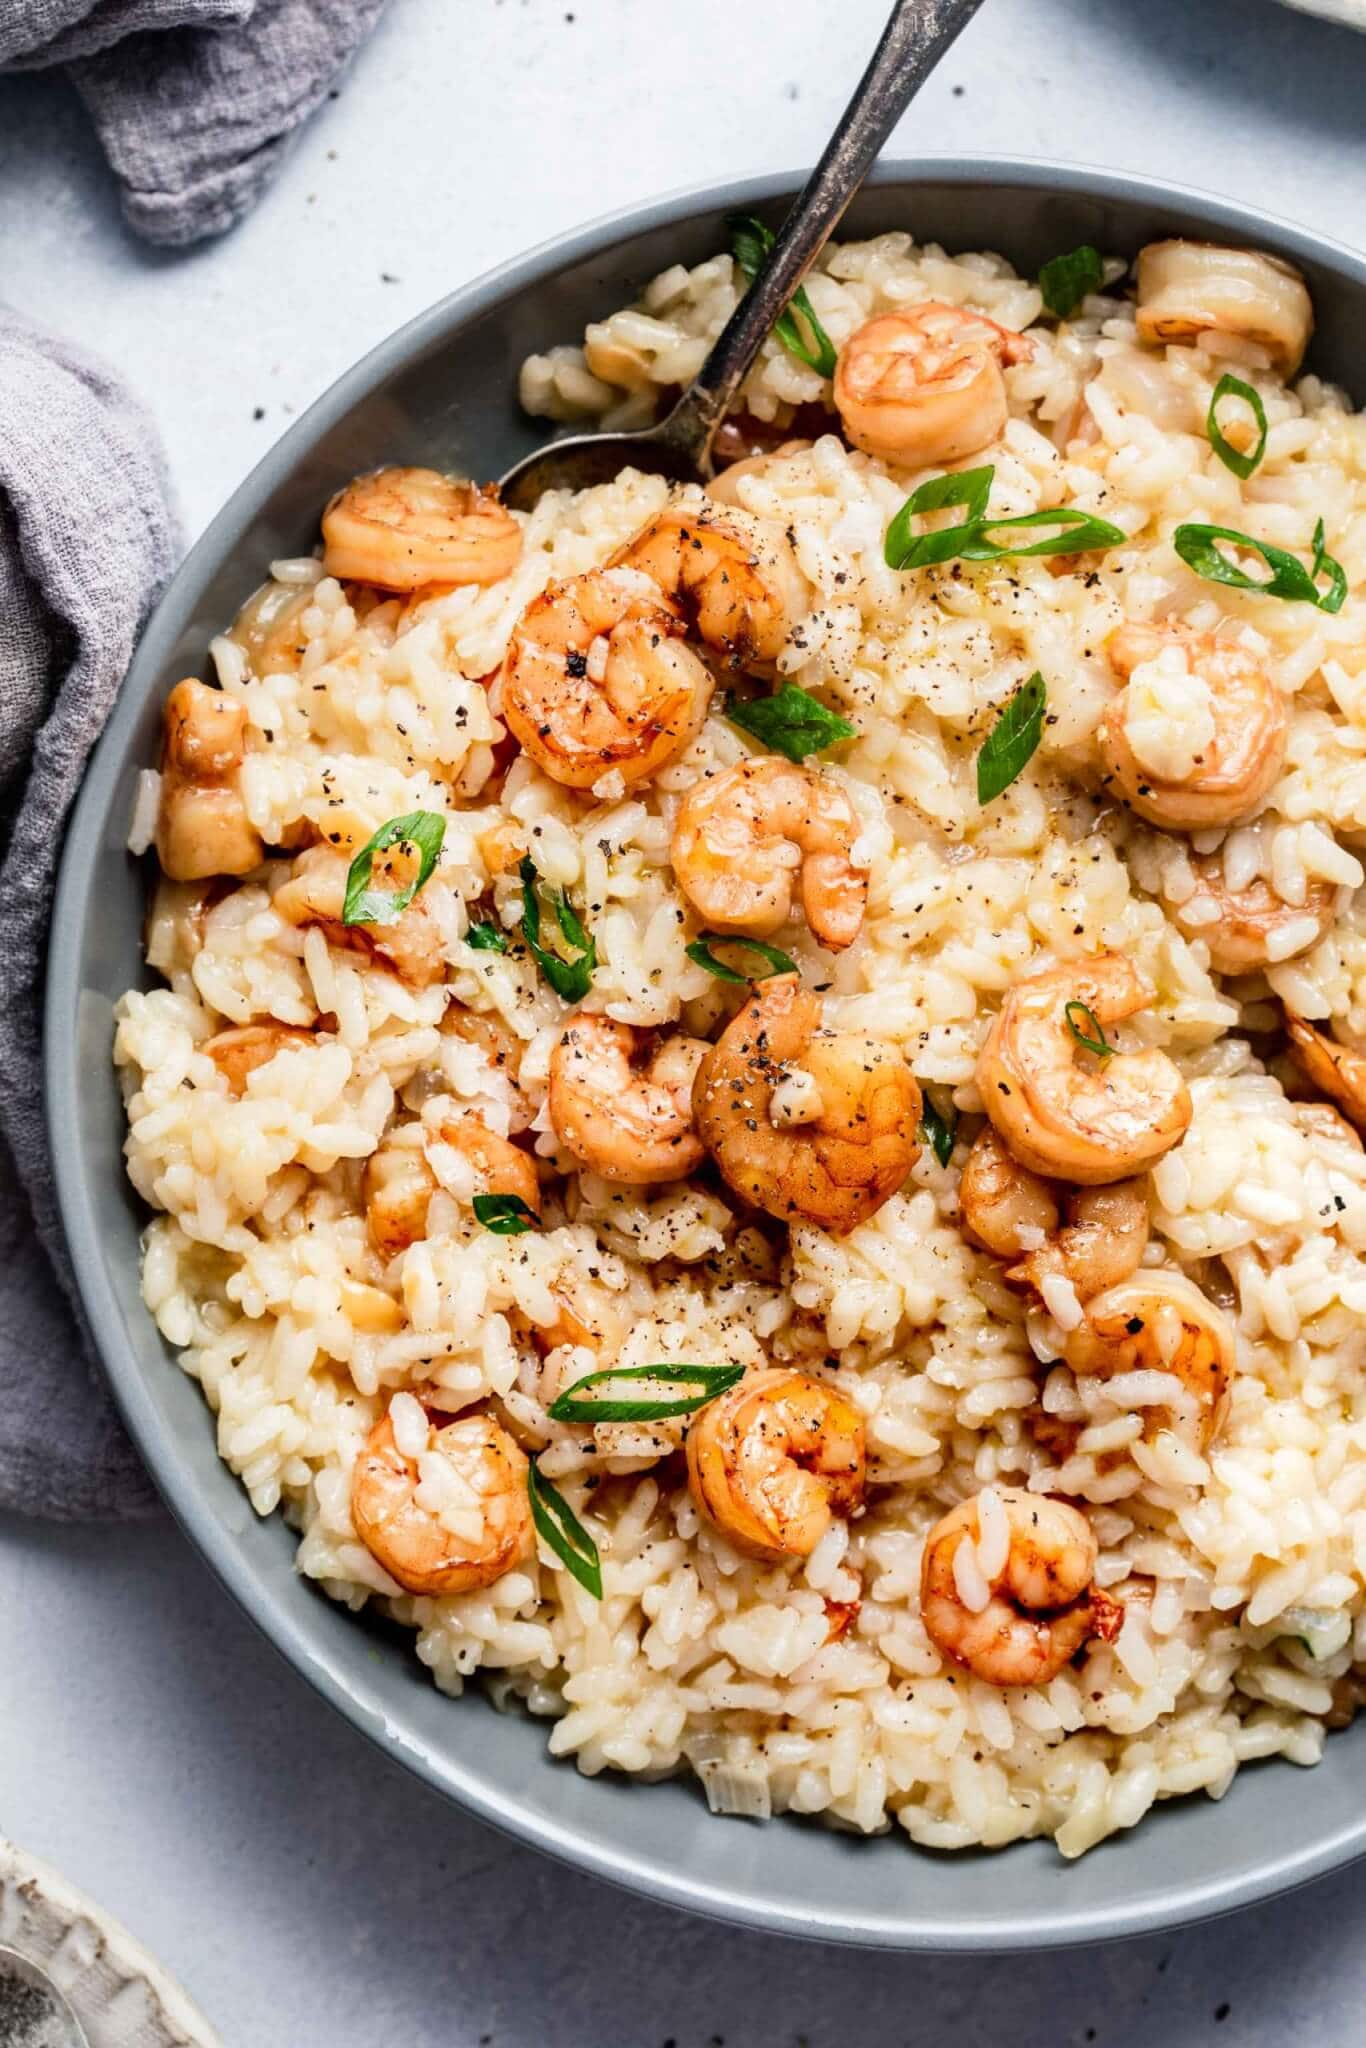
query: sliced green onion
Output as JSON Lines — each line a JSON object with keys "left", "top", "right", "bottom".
{"left": 686, "top": 934, "right": 797, "bottom": 985}
{"left": 1206, "top": 373, "right": 1268, "bottom": 481}
{"left": 1312, "top": 517, "right": 1349, "bottom": 615}
{"left": 342, "top": 811, "right": 446, "bottom": 926}
{"left": 727, "top": 212, "right": 838, "bottom": 378}
{"left": 886, "top": 483, "right": 1125, "bottom": 573}
{"left": 466, "top": 921, "right": 509, "bottom": 953}
{"left": 951, "top": 507, "right": 1127, "bottom": 562}
{"left": 883, "top": 465, "right": 996, "bottom": 570}
{"left": 917, "top": 1094, "right": 958, "bottom": 1168}
{"left": 1065, "top": 1000, "right": 1113, "bottom": 1059}
{"left": 1173, "top": 521, "right": 1347, "bottom": 614}
{"left": 472, "top": 1192, "right": 540, "bottom": 1236}
{"left": 528, "top": 1462, "right": 602, "bottom": 1599}
{"left": 725, "top": 682, "right": 855, "bottom": 763}
{"left": 975, "top": 673, "right": 1047, "bottom": 805}
{"left": 519, "top": 857, "right": 596, "bottom": 1001}
{"left": 1038, "top": 244, "right": 1104, "bottom": 320}
{"left": 548, "top": 1361, "right": 747, "bottom": 1425}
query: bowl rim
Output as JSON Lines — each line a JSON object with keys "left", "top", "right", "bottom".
{"left": 46, "top": 154, "right": 1366, "bottom": 1951}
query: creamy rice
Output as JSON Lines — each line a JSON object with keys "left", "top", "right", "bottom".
{"left": 117, "top": 228, "right": 1366, "bottom": 1859}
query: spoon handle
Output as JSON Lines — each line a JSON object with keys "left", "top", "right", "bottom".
{"left": 656, "top": 0, "right": 988, "bottom": 471}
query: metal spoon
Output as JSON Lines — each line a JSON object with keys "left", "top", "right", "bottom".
{"left": 499, "top": 0, "right": 987, "bottom": 509}
{"left": 0, "top": 1945, "right": 90, "bottom": 2048}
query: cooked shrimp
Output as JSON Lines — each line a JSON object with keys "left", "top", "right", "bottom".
{"left": 203, "top": 1023, "right": 314, "bottom": 1095}
{"left": 500, "top": 567, "right": 713, "bottom": 790}
{"left": 1101, "top": 623, "right": 1288, "bottom": 833}
{"left": 833, "top": 305, "right": 1032, "bottom": 467}
{"left": 364, "top": 1138, "right": 438, "bottom": 1262}
{"left": 613, "top": 503, "right": 809, "bottom": 667}
{"left": 321, "top": 468, "right": 521, "bottom": 591}
{"left": 351, "top": 1405, "right": 533, "bottom": 1595}
{"left": 1286, "top": 1013, "right": 1366, "bottom": 1132}
{"left": 547, "top": 1016, "right": 707, "bottom": 1184}
{"left": 693, "top": 974, "right": 921, "bottom": 1234}
{"left": 1064, "top": 1271, "right": 1236, "bottom": 1449}
{"left": 364, "top": 1115, "right": 538, "bottom": 1259}
{"left": 156, "top": 678, "right": 264, "bottom": 883}
{"left": 685, "top": 1366, "right": 865, "bottom": 1559}
{"left": 273, "top": 845, "right": 451, "bottom": 990}
{"left": 958, "top": 1124, "right": 1149, "bottom": 1301}
{"left": 706, "top": 440, "right": 812, "bottom": 509}
{"left": 976, "top": 954, "right": 1191, "bottom": 1185}
{"left": 920, "top": 1487, "right": 1115, "bottom": 1687}
{"left": 671, "top": 757, "right": 866, "bottom": 951}
{"left": 957, "top": 1123, "right": 1060, "bottom": 1260}
{"left": 1010, "top": 1181, "right": 1150, "bottom": 1303}
{"left": 1169, "top": 857, "right": 1335, "bottom": 976}
{"left": 228, "top": 579, "right": 315, "bottom": 677}
{"left": 1135, "top": 241, "right": 1313, "bottom": 377}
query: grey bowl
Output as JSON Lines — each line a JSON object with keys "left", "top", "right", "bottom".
{"left": 47, "top": 158, "right": 1366, "bottom": 1950}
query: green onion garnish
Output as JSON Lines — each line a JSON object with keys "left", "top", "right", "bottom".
{"left": 342, "top": 811, "right": 446, "bottom": 926}
{"left": 472, "top": 1192, "right": 540, "bottom": 1236}
{"left": 883, "top": 465, "right": 995, "bottom": 570}
{"left": 1038, "top": 245, "right": 1104, "bottom": 320}
{"left": 1065, "top": 1000, "right": 1112, "bottom": 1058}
{"left": 519, "top": 857, "right": 597, "bottom": 1001}
{"left": 975, "top": 673, "right": 1047, "bottom": 805}
{"left": 1173, "top": 521, "right": 1347, "bottom": 614}
{"left": 917, "top": 1094, "right": 958, "bottom": 1168}
{"left": 727, "top": 213, "right": 838, "bottom": 379}
{"left": 466, "top": 921, "right": 509, "bottom": 953}
{"left": 885, "top": 467, "right": 1125, "bottom": 573}
{"left": 1206, "top": 373, "right": 1268, "bottom": 481}
{"left": 548, "top": 1361, "right": 746, "bottom": 1425}
{"left": 725, "top": 682, "right": 855, "bottom": 763}
{"left": 528, "top": 1461, "right": 602, "bottom": 1599}
{"left": 686, "top": 934, "right": 797, "bottom": 985}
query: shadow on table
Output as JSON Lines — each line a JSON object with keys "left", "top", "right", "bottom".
{"left": 1081, "top": 0, "right": 1366, "bottom": 153}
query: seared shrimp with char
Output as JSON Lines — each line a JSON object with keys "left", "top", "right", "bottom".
{"left": 958, "top": 1123, "right": 1149, "bottom": 1302}
{"left": 612, "top": 502, "right": 809, "bottom": 668}
{"left": 693, "top": 973, "right": 921, "bottom": 1234}
{"left": 365, "top": 1115, "right": 539, "bottom": 1260}
{"left": 500, "top": 567, "right": 713, "bottom": 790}
{"left": 351, "top": 1400, "right": 533, "bottom": 1595}
{"left": 686, "top": 1367, "right": 865, "bottom": 1560}
{"left": 1064, "top": 1271, "right": 1237, "bottom": 1451}
{"left": 273, "top": 843, "right": 454, "bottom": 990}
{"left": 976, "top": 954, "right": 1191, "bottom": 1186}
{"left": 671, "top": 756, "right": 867, "bottom": 952}
{"left": 920, "top": 1487, "right": 1120, "bottom": 1688}
{"left": 547, "top": 1016, "right": 708, "bottom": 1185}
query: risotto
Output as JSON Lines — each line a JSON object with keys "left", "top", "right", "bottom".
{"left": 116, "top": 225, "right": 1366, "bottom": 1858}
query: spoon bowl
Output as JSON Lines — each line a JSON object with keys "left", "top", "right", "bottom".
{"left": 499, "top": 0, "right": 986, "bottom": 508}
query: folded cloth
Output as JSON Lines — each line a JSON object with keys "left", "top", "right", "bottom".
{"left": 3, "top": 0, "right": 389, "bottom": 247}
{"left": 0, "top": 304, "right": 178, "bottom": 1518}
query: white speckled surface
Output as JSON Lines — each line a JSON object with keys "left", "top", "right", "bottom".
{"left": 4, "top": 0, "right": 1366, "bottom": 2037}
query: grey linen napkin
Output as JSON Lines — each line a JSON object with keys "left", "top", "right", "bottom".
{"left": 0, "top": 305, "right": 176, "bottom": 1518}
{"left": 3, "top": 0, "right": 389, "bottom": 247}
